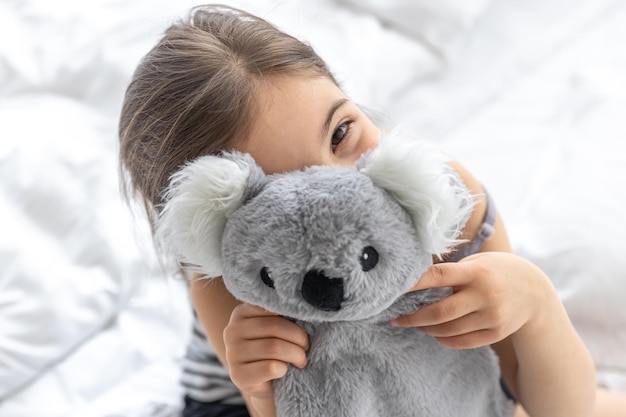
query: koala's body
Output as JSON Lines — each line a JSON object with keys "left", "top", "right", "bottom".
{"left": 277, "top": 299, "right": 507, "bottom": 417}
{"left": 158, "top": 132, "right": 516, "bottom": 417}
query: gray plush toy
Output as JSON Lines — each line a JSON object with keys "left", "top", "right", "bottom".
{"left": 157, "top": 132, "right": 516, "bottom": 417}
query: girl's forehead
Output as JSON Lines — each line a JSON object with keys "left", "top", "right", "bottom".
{"left": 255, "top": 75, "right": 345, "bottom": 120}
{"left": 238, "top": 75, "right": 348, "bottom": 173}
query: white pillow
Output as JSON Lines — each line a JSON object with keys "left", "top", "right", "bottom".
{"left": 0, "top": 96, "right": 161, "bottom": 400}
{"left": 334, "top": 0, "right": 493, "bottom": 60}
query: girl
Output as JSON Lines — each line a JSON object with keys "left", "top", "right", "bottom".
{"left": 118, "top": 4, "right": 620, "bottom": 417}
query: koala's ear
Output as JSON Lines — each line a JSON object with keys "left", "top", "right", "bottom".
{"left": 156, "top": 152, "right": 264, "bottom": 277}
{"left": 359, "top": 131, "right": 474, "bottom": 257}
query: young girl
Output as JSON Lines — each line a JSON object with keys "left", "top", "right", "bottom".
{"left": 118, "top": 5, "right": 622, "bottom": 417}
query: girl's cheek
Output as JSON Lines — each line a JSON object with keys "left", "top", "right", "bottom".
{"left": 336, "top": 130, "right": 375, "bottom": 166}
{"left": 367, "top": 129, "right": 381, "bottom": 150}
{"left": 360, "top": 123, "right": 381, "bottom": 154}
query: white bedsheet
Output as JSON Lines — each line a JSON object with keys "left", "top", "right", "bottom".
{"left": 1, "top": 0, "right": 625, "bottom": 415}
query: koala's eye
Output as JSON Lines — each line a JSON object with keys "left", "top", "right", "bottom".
{"left": 359, "top": 246, "right": 379, "bottom": 272}
{"left": 260, "top": 267, "right": 275, "bottom": 289}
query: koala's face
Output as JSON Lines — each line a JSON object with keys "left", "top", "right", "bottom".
{"left": 221, "top": 166, "right": 432, "bottom": 322}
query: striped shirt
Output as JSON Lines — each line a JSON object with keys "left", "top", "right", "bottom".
{"left": 181, "top": 316, "right": 245, "bottom": 405}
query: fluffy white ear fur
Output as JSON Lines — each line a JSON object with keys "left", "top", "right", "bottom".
{"left": 360, "top": 131, "right": 474, "bottom": 257}
{"left": 156, "top": 154, "right": 252, "bottom": 277}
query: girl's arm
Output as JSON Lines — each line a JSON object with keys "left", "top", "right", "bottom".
{"left": 393, "top": 161, "right": 596, "bottom": 417}
{"left": 396, "top": 253, "right": 596, "bottom": 417}
{"left": 190, "top": 276, "right": 308, "bottom": 417}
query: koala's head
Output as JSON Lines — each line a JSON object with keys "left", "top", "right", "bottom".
{"left": 157, "top": 132, "right": 473, "bottom": 322}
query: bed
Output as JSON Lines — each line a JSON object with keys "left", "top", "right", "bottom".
{"left": 1, "top": 0, "right": 625, "bottom": 415}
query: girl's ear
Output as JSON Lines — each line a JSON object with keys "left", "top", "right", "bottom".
{"left": 156, "top": 152, "right": 264, "bottom": 277}
{"left": 359, "top": 131, "right": 474, "bottom": 258}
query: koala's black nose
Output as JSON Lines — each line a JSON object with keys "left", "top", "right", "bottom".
{"left": 301, "top": 269, "right": 344, "bottom": 312}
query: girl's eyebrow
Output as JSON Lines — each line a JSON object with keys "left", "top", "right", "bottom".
{"left": 321, "top": 98, "right": 349, "bottom": 138}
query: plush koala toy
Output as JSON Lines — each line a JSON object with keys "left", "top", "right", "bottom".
{"left": 157, "top": 132, "right": 516, "bottom": 417}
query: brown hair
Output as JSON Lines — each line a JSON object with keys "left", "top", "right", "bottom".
{"left": 119, "top": 4, "right": 337, "bottom": 230}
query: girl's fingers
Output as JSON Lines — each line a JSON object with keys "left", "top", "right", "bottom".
{"left": 433, "top": 328, "right": 505, "bottom": 350}
{"left": 241, "top": 316, "right": 309, "bottom": 350}
{"left": 417, "top": 311, "right": 487, "bottom": 338}
{"left": 408, "top": 262, "right": 471, "bottom": 292}
{"left": 391, "top": 291, "right": 479, "bottom": 327}
{"left": 224, "top": 303, "right": 311, "bottom": 398}
{"left": 236, "top": 338, "right": 308, "bottom": 369}
{"left": 234, "top": 302, "right": 279, "bottom": 317}
{"left": 230, "top": 359, "right": 288, "bottom": 394}
{"left": 227, "top": 304, "right": 310, "bottom": 350}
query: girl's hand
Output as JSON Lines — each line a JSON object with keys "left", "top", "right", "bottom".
{"left": 391, "top": 252, "right": 549, "bottom": 350}
{"left": 223, "top": 303, "right": 309, "bottom": 400}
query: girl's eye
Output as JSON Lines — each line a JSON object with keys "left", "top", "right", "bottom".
{"left": 331, "top": 122, "right": 351, "bottom": 151}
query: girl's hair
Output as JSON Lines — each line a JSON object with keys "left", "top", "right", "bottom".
{"left": 119, "top": 4, "right": 337, "bottom": 230}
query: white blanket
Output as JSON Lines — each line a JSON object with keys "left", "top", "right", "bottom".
{"left": 1, "top": 0, "right": 625, "bottom": 415}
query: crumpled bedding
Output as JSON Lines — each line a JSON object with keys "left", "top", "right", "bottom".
{"left": 1, "top": 0, "right": 625, "bottom": 415}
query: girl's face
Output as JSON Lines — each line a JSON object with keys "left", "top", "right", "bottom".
{"left": 238, "top": 75, "right": 381, "bottom": 174}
